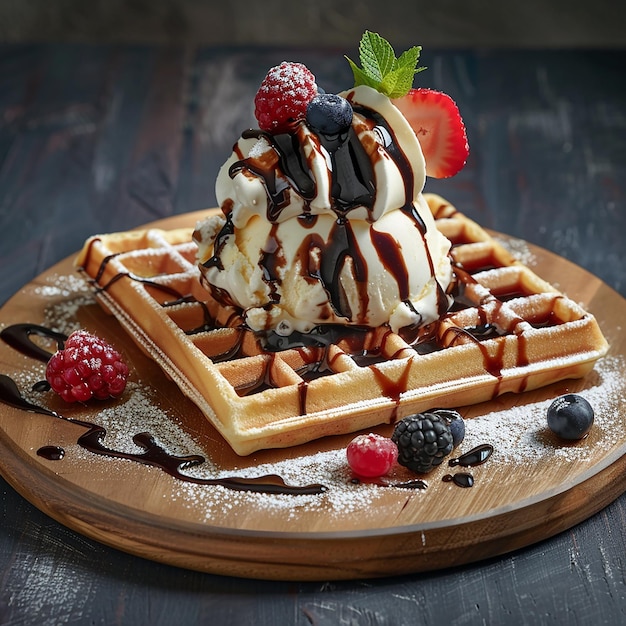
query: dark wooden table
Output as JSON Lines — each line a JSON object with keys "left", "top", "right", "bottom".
{"left": 1, "top": 44, "right": 625, "bottom": 625}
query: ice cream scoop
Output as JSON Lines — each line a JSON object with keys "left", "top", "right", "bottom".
{"left": 194, "top": 82, "right": 453, "bottom": 345}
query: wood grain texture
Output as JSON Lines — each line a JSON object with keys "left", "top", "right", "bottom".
{"left": 0, "top": 44, "right": 625, "bottom": 624}
{"left": 0, "top": 225, "right": 624, "bottom": 581}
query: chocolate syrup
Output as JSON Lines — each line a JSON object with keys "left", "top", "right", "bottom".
{"left": 392, "top": 478, "right": 428, "bottom": 490}
{"left": 370, "top": 228, "right": 409, "bottom": 301}
{"left": 209, "top": 101, "right": 452, "bottom": 331}
{"left": 439, "top": 444, "right": 495, "bottom": 488}
{"left": 443, "top": 473, "right": 474, "bottom": 488}
{"left": 370, "top": 358, "right": 414, "bottom": 419}
{"left": 37, "top": 445, "right": 65, "bottom": 460}
{"left": 202, "top": 213, "right": 234, "bottom": 271}
{"left": 0, "top": 374, "right": 58, "bottom": 417}
{"left": 79, "top": 245, "right": 219, "bottom": 335}
{"left": 352, "top": 476, "right": 428, "bottom": 490}
{"left": 1, "top": 324, "right": 500, "bottom": 498}
{"left": 258, "top": 224, "right": 285, "bottom": 304}
{"left": 319, "top": 218, "right": 369, "bottom": 318}
{"left": 0, "top": 373, "right": 326, "bottom": 495}
{"left": 0, "top": 323, "right": 67, "bottom": 362}
{"left": 449, "top": 444, "right": 494, "bottom": 467}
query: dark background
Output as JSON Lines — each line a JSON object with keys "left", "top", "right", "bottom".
{"left": 1, "top": 0, "right": 625, "bottom": 49}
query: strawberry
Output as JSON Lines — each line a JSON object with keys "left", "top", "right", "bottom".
{"left": 392, "top": 88, "right": 469, "bottom": 178}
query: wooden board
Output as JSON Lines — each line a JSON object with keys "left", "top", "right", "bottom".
{"left": 0, "top": 210, "right": 625, "bottom": 581}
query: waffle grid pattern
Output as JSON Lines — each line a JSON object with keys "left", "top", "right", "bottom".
{"left": 76, "top": 194, "right": 608, "bottom": 454}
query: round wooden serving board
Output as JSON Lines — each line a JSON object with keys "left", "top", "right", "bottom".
{"left": 0, "top": 210, "right": 625, "bottom": 581}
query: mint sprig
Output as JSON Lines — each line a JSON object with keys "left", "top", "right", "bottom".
{"left": 346, "top": 31, "right": 426, "bottom": 99}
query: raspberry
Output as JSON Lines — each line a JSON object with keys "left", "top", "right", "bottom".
{"left": 346, "top": 433, "right": 398, "bottom": 478}
{"left": 45, "top": 330, "right": 129, "bottom": 403}
{"left": 254, "top": 61, "right": 318, "bottom": 134}
{"left": 392, "top": 412, "right": 454, "bottom": 474}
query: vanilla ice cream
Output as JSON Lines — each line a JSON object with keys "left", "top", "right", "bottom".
{"left": 194, "top": 85, "right": 453, "bottom": 344}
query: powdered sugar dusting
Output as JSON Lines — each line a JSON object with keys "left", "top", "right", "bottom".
{"left": 3, "top": 267, "right": 625, "bottom": 526}
{"left": 36, "top": 273, "right": 95, "bottom": 334}
{"left": 248, "top": 137, "right": 272, "bottom": 159}
{"left": 462, "top": 355, "right": 625, "bottom": 466}
{"left": 496, "top": 234, "right": 535, "bottom": 266}
{"left": 62, "top": 354, "right": 625, "bottom": 522}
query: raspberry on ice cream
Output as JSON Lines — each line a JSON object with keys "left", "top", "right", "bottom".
{"left": 195, "top": 85, "right": 454, "bottom": 341}
{"left": 45, "top": 330, "right": 129, "bottom": 402}
{"left": 254, "top": 61, "right": 318, "bottom": 134}
{"left": 194, "top": 33, "right": 468, "bottom": 346}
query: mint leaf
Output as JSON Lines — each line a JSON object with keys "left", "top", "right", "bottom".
{"left": 380, "top": 67, "right": 417, "bottom": 99}
{"left": 346, "top": 57, "right": 380, "bottom": 90}
{"left": 345, "top": 31, "right": 426, "bottom": 98}
{"left": 359, "top": 31, "right": 395, "bottom": 83}
{"left": 398, "top": 46, "right": 423, "bottom": 74}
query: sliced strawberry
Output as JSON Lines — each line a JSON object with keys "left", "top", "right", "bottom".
{"left": 392, "top": 88, "right": 469, "bottom": 178}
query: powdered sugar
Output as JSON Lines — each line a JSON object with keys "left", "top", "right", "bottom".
{"left": 62, "top": 353, "right": 623, "bottom": 523}
{"left": 37, "top": 273, "right": 95, "bottom": 335}
{"left": 248, "top": 137, "right": 272, "bottom": 159}
{"left": 3, "top": 266, "right": 625, "bottom": 527}
{"left": 496, "top": 234, "right": 536, "bottom": 266}
{"left": 461, "top": 355, "right": 625, "bottom": 466}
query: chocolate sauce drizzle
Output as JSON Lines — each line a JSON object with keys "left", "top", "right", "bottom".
{"left": 0, "top": 323, "right": 67, "bottom": 362}
{"left": 449, "top": 444, "right": 494, "bottom": 467}
{"left": 79, "top": 207, "right": 553, "bottom": 411}
{"left": 1, "top": 319, "right": 499, "bottom": 495}
{"left": 206, "top": 102, "right": 451, "bottom": 328}
{"left": 443, "top": 473, "right": 474, "bottom": 488}
{"left": 0, "top": 326, "right": 326, "bottom": 496}
{"left": 37, "top": 445, "right": 65, "bottom": 461}
{"left": 0, "top": 373, "right": 326, "bottom": 495}
{"left": 441, "top": 444, "right": 495, "bottom": 489}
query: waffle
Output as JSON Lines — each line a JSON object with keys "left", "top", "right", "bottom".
{"left": 75, "top": 193, "right": 609, "bottom": 455}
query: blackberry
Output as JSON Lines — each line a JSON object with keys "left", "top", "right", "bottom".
{"left": 392, "top": 412, "right": 454, "bottom": 474}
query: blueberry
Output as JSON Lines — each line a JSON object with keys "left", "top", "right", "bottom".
{"left": 547, "top": 394, "right": 594, "bottom": 440}
{"left": 306, "top": 94, "right": 353, "bottom": 136}
{"left": 433, "top": 408, "right": 465, "bottom": 448}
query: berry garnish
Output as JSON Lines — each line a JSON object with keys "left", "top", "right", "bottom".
{"left": 547, "top": 394, "right": 594, "bottom": 440}
{"left": 392, "top": 412, "right": 454, "bottom": 474}
{"left": 254, "top": 61, "right": 318, "bottom": 134}
{"left": 346, "top": 433, "right": 398, "bottom": 478}
{"left": 392, "top": 88, "right": 469, "bottom": 178}
{"left": 431, "top": 408, "right": 465, "bottom": 448}
{"left": 45, "top": 330, "right": 129, "bottom": 403}
{"left": 306, "top": 93, "right": 353, "bottom": 136}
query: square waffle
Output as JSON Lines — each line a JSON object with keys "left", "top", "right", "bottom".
{"left": 75, "top": 194, "right": 609, "bottom": 455}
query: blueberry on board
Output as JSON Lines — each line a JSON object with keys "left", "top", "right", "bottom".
{"left": 432, "top": 408, "right": 465, "bottom": 448}
{"left": 547, "top": 394, "right": 594, "bottom": 440}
